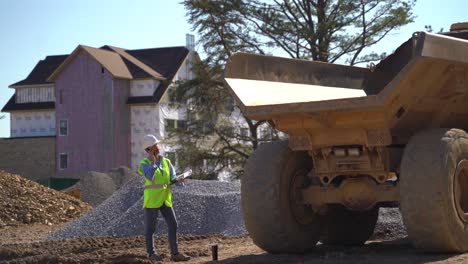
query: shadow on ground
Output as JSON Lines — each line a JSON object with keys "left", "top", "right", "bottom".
{"left": 206, "top": 238, "right": 457, "bottom": 264}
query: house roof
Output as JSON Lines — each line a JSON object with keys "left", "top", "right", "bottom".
{"left": 48, "top": 45, "right": 189, "bottom": 83}
{"left": 3, "top": 44, "right": 192, "bottom": 111}
{"left": 2, "top": 94, "right": 55, "bottom": 112}
{"left": 124, "top": 47, "right": 190, "bottom": 105}
{"left": 105, "top": 45, "right": 166, "bottom": 80}
{"left": 127, "top": 46, "right": 189, "bottom": 80}
{"left": 10, "top": 55, "right": 68, "bottom": 87}
{"left": 126, "top": 82, "right": 170, "bottom": 105}
{"left": 10, "top": 45, "right": 189, "bottom": 86}
{"left": 48, "top": 45, "right": 133, "bottom": 81}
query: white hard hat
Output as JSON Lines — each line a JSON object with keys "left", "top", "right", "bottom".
{"left": 141, "top": 134, "right": 159, "bottom": 150}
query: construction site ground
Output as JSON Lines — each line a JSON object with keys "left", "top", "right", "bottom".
{"left": 1, "top": 224, "right": 468, "bottom": 263}
{"left": 2, "top": 170, "right": 468, "bottom": 263}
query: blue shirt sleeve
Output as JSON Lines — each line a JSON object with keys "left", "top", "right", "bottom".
{"left": 169, "top": 162, "right": 176, "bottom": 181}
{"left": 167, "top": 159, "right": 184, "bottom": 187}
{"left": 141, "top": 163, "right": 155, "bottom": 181}
{"left": 143, "top": 158, "right": 183, "bottom": 186}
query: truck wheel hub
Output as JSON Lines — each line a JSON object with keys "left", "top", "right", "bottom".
{"left": 289, "top": 169, "right": 316, "bottom": 225}
{"left": 454, "top": 160, "right": 468, "bottom": 223}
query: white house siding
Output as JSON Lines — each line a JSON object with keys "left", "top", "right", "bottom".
{"left": 130, "top": 104, "right": 161, "bottom": 171}
{"left": 129, "top": 103, "right": 189, "bottom": 172}
{"left": 129, "top": 53, "right": 194, "bottom": 172}
{"left": 159, "top": 103, "right": 187, "bottom": 138}
{"left": 129, "top": 79, "right": 160, "bottom": 97}
{"left": 10, "top": 110, "right": 55, "bottom": 137}
{"left": 16, "top": 86, "right": 55, "bottom": 103}
{"left": 173, "top": 53, "right": 192, "bottom": 81}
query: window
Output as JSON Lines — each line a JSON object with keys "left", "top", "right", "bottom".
{"left": 59, "top": 153, "right": 68, "bottom": 170}
{"left": 202, "top": 122, "right": 214, "bottom": 134}
{"left": 165, "top": 119, "right": 187, "bottom": 132}
{"left": 59, "top": 119, "right": 68, "bottom": 136}
{"left": 224, "top": 97, "right": 235, "bottom": 112}
{"left": 177, "top": 120, "right": 187, "bottom": 131}
{"left": 261, "top": 127, "right": 274, "bottom": 140}
{"left": 240, "top": 128, "right": 249, "bottom": 137}
{"left": 165, "top": 119, "right": 176, "bottom": 132}
{"left": 190, "top": 121, "right": 213, "bottom": 134}
{"left": 221, "top": 126, "right": 234, "bottom": 136}
{"left": 204, "top": 158, "right": 216, "bottom": 171}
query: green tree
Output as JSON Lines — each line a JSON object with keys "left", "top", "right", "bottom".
{"left": 170, "top": 60, "right": 278, "bottom": 180}
{"left": 245, "top": 0, "right": 416, "bottom": 64}
{"left": 173, "top": 0, "right": 416, "bottom": 180}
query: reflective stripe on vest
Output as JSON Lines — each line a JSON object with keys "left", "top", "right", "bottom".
{"left": 144, "top": 183, "right": 170, "bottom": 190}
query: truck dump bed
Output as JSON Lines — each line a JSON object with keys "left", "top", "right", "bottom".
{"left": 224, "top": 32, "right": 468, "bottom": 148}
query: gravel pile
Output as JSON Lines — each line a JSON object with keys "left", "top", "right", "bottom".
{"left": 66, "top": 166, "right": 135, "bottom": 207}
{"left": 49, "top": 172, "right": 405, "bottom": 241}
{"left": 0, "top": 170, "right": 91, "bottom": 228}
{"left": 373, "top": 207, "right": 407, "bottom": 240}
{"left": 48, "top": 177, "right": 245, "bottom": 240}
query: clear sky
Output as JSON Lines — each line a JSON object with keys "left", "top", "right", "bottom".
{"left": 0, "top": 0, "right": 466, "bottom": 138}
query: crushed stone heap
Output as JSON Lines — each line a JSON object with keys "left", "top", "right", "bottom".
{"left": 48, "top": 177, "right": 246, "bottom": 240}
{"left": 66, "top": 166, "right": 136, "bottom": 207}
{"left": 0, "top": 170, "right": 92, "bottom": 228}
{"left": 373, "top": 207, "right": 407, "bottom": 240}
{"left": 48, "top": 175, "right": 406, "bottom": 241}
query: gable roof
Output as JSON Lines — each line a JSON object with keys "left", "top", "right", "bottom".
{"left": 126, "top": 46, "right": 189, "bottom": 80}
{"left": 48, "top": 45, "right": 133, "bottom": 81}
{"left": 124, "top": 46, "right": 191, "bottom": 105}
{"left": 10, "top": 55, "right": 68, "bottom": 87}
{"left": 47, "top": 45, "right": 190, "bottom": 83}
{"left": 126, "top": 81, "right": 170, "bottom": 105}
{"left": 2, "top": 94, "right": 55, "bottom": 112}
{"left": 3, "top": 44, "right": 193, "bottom": 111}
{"left": 104, "top": 45, "right": 165, "bottom": 80}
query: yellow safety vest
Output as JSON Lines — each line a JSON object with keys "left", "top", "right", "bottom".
{"left": 137, "top": 157, "right": 173, "bottom": 208}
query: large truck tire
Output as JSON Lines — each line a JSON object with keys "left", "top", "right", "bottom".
{"left": 242, "top": 141, "right": 322, "bottom": 253}
{"left": 321, "top": 205, "right": 379, "bottom": 245}
{"left": 400, "top": 129, "right": 468, "bottom": 252}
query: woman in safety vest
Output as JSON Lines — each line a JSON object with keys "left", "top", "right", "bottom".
{"left": 137, "top": 134, "right": 190, "bottom": 262}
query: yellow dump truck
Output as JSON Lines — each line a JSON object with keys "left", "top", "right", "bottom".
{"left": 224, "top": 23, "right": 468, "bottom": 253}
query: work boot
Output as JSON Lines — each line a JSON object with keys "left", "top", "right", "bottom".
{"left": 148, "top": 254, "right": 163, "bottom": 262}
{"left": 170, "top": 252, "right": 190, "bottom": 262}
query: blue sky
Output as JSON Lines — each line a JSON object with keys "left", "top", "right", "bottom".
{"left": 0, "top": 0, "right": 466, "bottom": 137}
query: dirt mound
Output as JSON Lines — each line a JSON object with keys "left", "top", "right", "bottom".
{"left": 0, "top": 170, "right": 92, "bottom": 228}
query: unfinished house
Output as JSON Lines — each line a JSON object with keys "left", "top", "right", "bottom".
{"left": 2, "top": 41, "right": 195, "bottom": 177}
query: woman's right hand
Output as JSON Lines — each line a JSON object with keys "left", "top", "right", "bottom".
{"left": 149, "top": 150, "right": 156, "bottom": 164}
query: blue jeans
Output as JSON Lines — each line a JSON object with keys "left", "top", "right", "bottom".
{"left": 144, "top": 205, "right": 179, "bottom": 256}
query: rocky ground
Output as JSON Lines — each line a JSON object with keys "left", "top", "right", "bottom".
{"left": 2, "top": 228, "right": 468, "bottom": 264}
{"left": 2, "top": 170, "right": 468, "bottom": 263}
